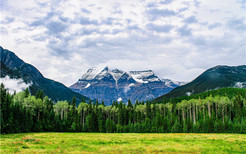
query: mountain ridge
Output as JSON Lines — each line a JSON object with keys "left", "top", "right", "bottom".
{"left": 153, "top": 65, "right": 246, "bottom": 102}
{"left": 0, "top": 46, "right": 89, "bottom": 104}
{"left": 70, "top": 66, "right": 184, "bottom": 105}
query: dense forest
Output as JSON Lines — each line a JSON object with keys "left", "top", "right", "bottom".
{"left": 1, "top": 83, "right": 246, "bottom": 134}
{"left": 156, "top": 88, "right": 246, "bottom": 104}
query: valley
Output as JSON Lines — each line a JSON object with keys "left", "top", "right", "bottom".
{"left": 1, "top": 0, "right": 245, "bottom": 153}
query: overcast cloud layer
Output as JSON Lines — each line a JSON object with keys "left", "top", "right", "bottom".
{"left": 1, "top": 0, "right": 245, "bottom": 86}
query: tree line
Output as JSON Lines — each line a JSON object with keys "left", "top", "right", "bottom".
{"left": 157, "top": 88, "right": 246, "bottom": 105}
{"left": 1, "top": 83, "right": 245, "bottom": 134}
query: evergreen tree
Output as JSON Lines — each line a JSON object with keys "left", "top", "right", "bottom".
{"left": 98, "top": 108, "right": 104, "bottom": 132}
{"left": 0, "top": 86, "right": 245, "bottom": 134}
{"left": 85, "top": 114, "right": 93, "bottom": 132}
{"left": 71, "top": 96, "right": 76, "bottom": 121}
{"left": 24, "top": 88, "right": 29, "bottom": 97}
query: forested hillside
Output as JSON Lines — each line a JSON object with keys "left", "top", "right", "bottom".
{"left": 154, "top": 88, "right": 246, "bottom": 104}
{"left": 1, "top": 83, "right": 245, "bottom": 134}
{"left": 154, "top": 65, "right": 246, "bottom": 102}
{"left": 0, "top": 46, "right": 89, "bottom": 104}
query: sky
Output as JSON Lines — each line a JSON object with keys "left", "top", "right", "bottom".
{"left": 1, "top": 0, "right": 245, "bottom": 86}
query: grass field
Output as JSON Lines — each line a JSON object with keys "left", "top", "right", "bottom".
{"left": 1, "top": 133, "right": 246, "bottom": 153}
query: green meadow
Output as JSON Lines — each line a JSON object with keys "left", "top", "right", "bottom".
{"left": 1, "top": 133, "right": 245, "bottom": 153}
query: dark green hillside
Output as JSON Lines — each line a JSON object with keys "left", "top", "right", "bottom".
{"left": 0, "top": 46, "right": 89, "bottom": 104}
{"left": 0, "top": 62, "right": 21, "bottom": 78}
{"left": 154, "top": 65, "right": 246, "bottom": 102}
{"left": 154, "top": 88, "right": 246, "bottom": 104}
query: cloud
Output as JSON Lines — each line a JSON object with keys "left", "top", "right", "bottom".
{"left": 177, "top": 25, "right": 192, "bottom": 36}
{"left": 147, "top": 8, "right": 176, "bottom": 16}
{"left": 183, "top": 16, "right": 198, "bottom": 24}
{"left": 146, "top": 8, "right": 177, "bottom": 20}
{"left": 127, "top": 24, "right": 140, "bottom": 31}
{"left": 160, "top": 0, "right": 173, "bottom": 5}
{"left": 0, "top": 76, "right": 32, "bottom": 94}
{"left": 46, "top": 21, "right": 68, "bottom": 34}
{"left": 101, "top": 17, "right": 114, "bottom": 25}
{"left": 81, "top": 8, "right": 91, "bottom": 14}
{"left": 0, "top": 0, "right": 245, "bottom": 87}
{"left": 146, "top": 23, "right": 174, "bottom": 33}
{"left": 79, "top": 17, "right": 99, "bottom": 25}
{"left": 146, "top": 2, "right": 156, "bottom": 8}
{"left": 193, "top": 0, "right": 200, "bottom": 7}
{"left": 226, "top": 18, "right": 245, "bottom": 31}
{"left": 1, "top": 17, "right": 15, "bottom": 24}
{"left": 208, "top": 23, "right": 221, "bottom": 29}
{"left": 237, "top": 0, "right": 246, "bottom": 9}
{"left": 124, "top": 85, "right": 131, "bottom": 93}
{"left": 186, "top": 92, "right": 192, "bottom": 96}
{"left": 30, "top": 20, "right": 44, "bottom": 27}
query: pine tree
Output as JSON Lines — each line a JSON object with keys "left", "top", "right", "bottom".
{"left": 118, "top": 101, "right": 124, "bottom": 125}
{"left": 98, "top": 108, "right": 104, "bottom": 132}
{"left": 71, "top": 96, "right": 76, "bottom": 122}
{"left": 85, "top": 114, "right": 93, "bottom": 132}
{"left": 146, "top": 101, "right": 151, "bottom": 119}
{"left": 24, "top": 88, "right": 29, "bottom": 97}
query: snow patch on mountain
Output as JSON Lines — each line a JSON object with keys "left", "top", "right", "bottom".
{"left": 129, "top": 70, "right": 154, "bottom": 83}
{"left": 129, "top": 83, "right": 135, "bottom": 87}
{"left": 84, "top": 83, "right": 91, "bottom": 88}
{"left": 81, "top": 66, "right": 106, "bottom": 80}
{"left": 111, "top": 69, "right": 124, "bottom": 81}
{"left": 94, "top": 67, "right": 110, "bottom": 80}
{"left": 80, "top": 66, "right": 183, "bottom": 86}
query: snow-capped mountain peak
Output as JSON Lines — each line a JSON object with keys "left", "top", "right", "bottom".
{"left": 80, "top": 67, "right": 163, "bottom": 83}
{"left": 81, "top": 66, "right": 125, "bottom": 81}
{"left": 80, "top": 66, "right": 107, "bottom": 80}
{"left": 129, "top": 70, "right": 160, "bottom": 83}
{"left": 111, "top": 69, "right": 124, "bottom": 81}
{"left": 80, "top": 67, "right": 184, "bottom": 86}
{"left": 94, "top": 67, "right": 111, "bottom": 80}
{"left": 71, "top": 66, "right": 184, "bottom": 105}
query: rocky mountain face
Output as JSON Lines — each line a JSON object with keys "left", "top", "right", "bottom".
{"left": 70, "top": 66, "right": 183, "bottom": 105}
{"left": 154, "top": 65, "right": 246, "bottom": 102}
{"left": 0, "top": 46, "right": 89, "bottom": 104}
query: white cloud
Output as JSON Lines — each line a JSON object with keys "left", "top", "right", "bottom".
{"left": 0, "top": 0, "right": 245, "bottom": 86}
{"left": 124, "top": 85, "right": 131, "bottom": 93}
{"left": 0, "top": 76, "right": 32, "bottom": 94}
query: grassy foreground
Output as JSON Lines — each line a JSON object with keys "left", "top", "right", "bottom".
{"left": 1, "top": 133, "right": 245, "bottom": 153}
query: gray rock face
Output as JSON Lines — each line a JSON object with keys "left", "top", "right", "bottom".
{"left": 70, "top": 66, "right": 183, "bottom": 105}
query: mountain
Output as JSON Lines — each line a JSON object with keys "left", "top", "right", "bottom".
{"left": 0, "top": 46, "right": 89, "bottom": 104}
{"left": 154, "top": 65, "right": 246, "bottom": 102}
{"left": 70, "top": 66, "right": 183, "bottom": 105}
